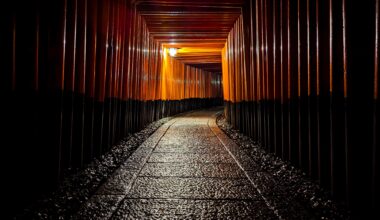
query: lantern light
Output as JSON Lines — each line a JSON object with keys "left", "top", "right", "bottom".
{"left": 168, "top": 48, "right": 178, "bottom": 57}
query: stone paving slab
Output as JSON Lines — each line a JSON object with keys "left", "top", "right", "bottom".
{"left": 154, "top": 142, "right": 225, "bottom": 153}
{"left": 125, "top": 176, "right": 261, "bottom": 200}
{"left": 147, "top": 152, "right": 235, "bottom": 163}
{"left": 161, "top": 126, "right": 215, "bottom": 137}
{"left": 111, "top": 199, "right": 278, "bottom": 220}
{"left": 155, "top": 140, "right": 219, "bottom": 149}
{"left": 140, "top": 162, "right": 245, "bottom": 178}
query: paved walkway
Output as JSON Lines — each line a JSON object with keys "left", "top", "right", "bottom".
{"left": 75, "top": 109, "right": 279, "bottom": 219}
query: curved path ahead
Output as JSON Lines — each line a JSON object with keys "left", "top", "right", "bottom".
{"left": 75, "top": 108, "right": 279, "bottom": 219}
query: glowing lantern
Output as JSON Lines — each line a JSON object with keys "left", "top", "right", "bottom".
{"left": 168, "top": 48, "right": 178, "bottom": 57}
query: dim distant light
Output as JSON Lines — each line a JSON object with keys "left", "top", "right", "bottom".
{"left": 168, "top": 48, "right": 178, "bottom": 57}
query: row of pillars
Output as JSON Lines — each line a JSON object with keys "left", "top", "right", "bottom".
{"left": 222, "top": 0, "right": 379, "bottom": 216}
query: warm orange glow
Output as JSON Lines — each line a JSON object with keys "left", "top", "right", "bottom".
{"left": 177, "top": 47, "right": 222, "bottom": 54}
{"left": 160, "top": 46, "right": 222, "bottom": 100}
{"left": 221, "top": 15, "right": 246, "bottom": 103}
{"left": 222, "top": 45, "right": 230, "bottom": 101}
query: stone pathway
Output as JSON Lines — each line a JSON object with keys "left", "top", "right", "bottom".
{"left": 74, "top": 109, "right": 279, "bottom": 219}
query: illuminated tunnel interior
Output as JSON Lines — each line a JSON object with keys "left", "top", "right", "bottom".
{"left": 1, "top": 0, "right": 379, "bottom": 218}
